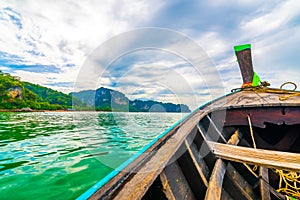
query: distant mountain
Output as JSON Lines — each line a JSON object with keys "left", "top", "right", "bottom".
{"left": 71, "top": 87, "right": 191, "bottom": 112}
{"left": 0, "top": 70, "right": 190, "bottom": 112}
{"left": 0, "top": 71, "right": 80, "bottom": 110}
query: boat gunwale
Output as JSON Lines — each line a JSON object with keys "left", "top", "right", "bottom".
{"left": 77, "top": 90, "right": 300, "bottom": 200}
{"left": 76, "top": 91, "right": 238, "bottom": 199}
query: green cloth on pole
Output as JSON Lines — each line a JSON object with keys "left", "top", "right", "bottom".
{"left": 252, "top": 72, "right": 261, "bottom": 86}
{"left": 234, "top": 44, "right": 251, "bottom": 52}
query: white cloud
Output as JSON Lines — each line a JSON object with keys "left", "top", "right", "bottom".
{"left": 1, "top": 0, "right": 300, "bottom": 109}
{"left": 90, "top": 49, "right": 221, "bottom": 109}
{"left": 241, "top": 0, "right": 300, "bottom": 38}
{"left": 196, "top": 32, "right": 230, "bottom": 60}
{"left": 0, "top": 0, "right": 164, "bottom": 92}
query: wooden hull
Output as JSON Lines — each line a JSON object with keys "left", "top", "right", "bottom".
{"left": 78, "top": 90, "right": 300, "bottom": 200}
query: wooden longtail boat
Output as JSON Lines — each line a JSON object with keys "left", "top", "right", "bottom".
{"left": 78, "top": 45, "right": 300, "bottom": 200}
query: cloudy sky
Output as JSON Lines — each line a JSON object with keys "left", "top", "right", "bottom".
{"left": 1, "top": 0, "right": 300, "bottom": 109}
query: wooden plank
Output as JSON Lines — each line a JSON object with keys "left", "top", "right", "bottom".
{"left": 184, "top": 140, "right": 208, "bottom": 187}
{"left": 197, "top": 124, "right": 216, "bottom": 169}
{"left": 204, "top": 159, "right": 226, "bottom": 200}
{"left": 208, "top": 141, "right": 300, "bottom": 172}
{"left": 160, "top": 172, "right": 176, "bottom": 200}
{"left": 274, "top": 126, "right": 299, "bottom": 151}
{"left": 85, "top": 90, "right": 300, "bottom": 200}
{"left": 206, "top": 115, "right": 226, "bottom": 142}
{"left": 189, "top": 142, "right": 210, "bottom": 180}
{"left": 229, "top": 91, "right": 300, "bottom": 107}
{"left": 177, "top": 146, "right": 207, "bottom": 199}
{"left": 211, "top": 91, "right": 300, "bottom": 110}
{"left": 160, "top": 162, "right": 196, "bottom": 200}
{"left": 213, "top": 107, "right": 300, "bottom": 129}
{"left": 221, "top": 189, "right": 233, "bottom": 200}
{"left": 111, "top": 113, "right": 202, "bottom": 200}
{"left": 259, "top": 167, "right": 271, "bottom": 200}
{"left": 224, "top": 164, "right": 259, "bottom": 200}
{"left": 227, "top": 129, "right": 242, "bottom": 145}
{"left": 204, "top": 129, "right": 242, "bottom": 200}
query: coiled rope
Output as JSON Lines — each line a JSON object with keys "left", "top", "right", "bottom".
{"left": 231, "top": 82, "right": 300, "bottom": 101}
{"left": 276, "top": 169, "right": 300, "bottom": 199}
{"left": 246, "top": 115, "right": 300, "bottom": 199}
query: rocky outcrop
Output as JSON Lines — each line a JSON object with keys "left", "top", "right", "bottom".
{"left": 8, "top": 87, "right": 23, "bottom": 99}
{"left": 72, "top": 87, "right": 191, "bottom": 112}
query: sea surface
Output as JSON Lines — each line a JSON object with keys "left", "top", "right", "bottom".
{"left": 0, "top": 112, "right": 184, "bottom": 200}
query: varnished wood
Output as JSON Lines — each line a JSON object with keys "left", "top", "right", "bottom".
{"left": 209, "top": 141, "right": 300, "bottom": 172}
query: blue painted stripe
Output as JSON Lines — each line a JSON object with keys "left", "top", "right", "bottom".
{"left": 77, "top": 92, "right": 234, "bottom": 200}
{"left": 76, "top": 112, "right": 190, "bottom": 200}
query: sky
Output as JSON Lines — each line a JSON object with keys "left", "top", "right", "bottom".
{"left": 0, "top": 0, "right": 300, "bottom": 109}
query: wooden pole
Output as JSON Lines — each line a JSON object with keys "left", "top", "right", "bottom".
{"left": 234, "top": 44, "right": 254, "bottom": 86}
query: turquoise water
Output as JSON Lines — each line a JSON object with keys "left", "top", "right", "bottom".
{"left": 0, "top": 112, "right": 183, "bottom": 200}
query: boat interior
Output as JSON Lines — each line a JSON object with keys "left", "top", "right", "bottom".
{"left": 84, "top": 44, "right": 300, "bottom": 200}
{"left": 142, "top": 106, "right": 300, "bottom": 200}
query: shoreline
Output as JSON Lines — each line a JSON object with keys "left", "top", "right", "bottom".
{"left": 0, "top": 109, "right": 71, "bottom": 112}
{"left": 0, "top": 109, "right": 190, "bottom": 113}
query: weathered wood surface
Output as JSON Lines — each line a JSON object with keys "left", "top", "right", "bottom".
{"left": 259, "top": 167, "right": 271, "bottom": 200}
{"left": 204, "top": 159, "right": 226, "bottom": 200}
{"left": 189, "top": 142, "right": 210, "bottom": 181}
{"left": 111, "top": 113, "right": 202, "bottom": 200}
{"left": 209, "top": 141, "right": 300, "bottom": 172}
{"left": 87, "top": 89, "right": 300, "bottom": 199}
{"left": 235, "top": 47, "right": 254, "bottom": 84}
{"left": 160, "top": 162, "right": 196, "bottom": 200}
{"left": 205, "top": 129, "right": 241, "bottom": 200}
{"left": 207, "top": 91, "right": 300, "bottom": 111}
{"left": 224, "top": 164, "right": 259, "bottom": 200}
{"left": 184, "top": 140, "right": 208, "bottom": 187}
{"left": 221, "top": 189, "right": 233, "bottom": 200}
{"left": 160, "top": 171, "right": 176, "bottom": 200}
{"left": 213, "top": 107, "right": 300, "bottom": 128}
{"left": 206, "top": 115, "right": 226, "bottom": 142}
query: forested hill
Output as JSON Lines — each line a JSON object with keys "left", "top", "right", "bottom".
{"left": 0, "top": 71, "right": 190, "bottom": 112}
{"left": 0, "top": 71, "right": 75, "bottom": 110}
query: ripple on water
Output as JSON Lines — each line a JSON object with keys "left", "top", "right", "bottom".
{"left": 0, "top": 111, "right": 184, "bottom": 200}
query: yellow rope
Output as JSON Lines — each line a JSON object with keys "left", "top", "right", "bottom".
{"left": 247, "top": 115, "right": 258, "bottom": 171}
{"left": 276, "top": 169, "right": 300, "bottom": 199}
{"left": 240, "top": 82, "right": 300, "bottom": 101}
{"left": 247, "top": 115, "right": 257, "bottom": 149}
{"left": 243, "top": 163, "right": 258, "bottom": 177}
{"left": 233, "top": 82, "right": 300, "bottom": 198}
{"left": 234, "top": 115, "right": 300, "bottom": 199}
{"left": 245, "top": 82, "right": 300, "bottom": 198}
{"left": 279, "top": 93, "right": 300, "bottom": 101}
